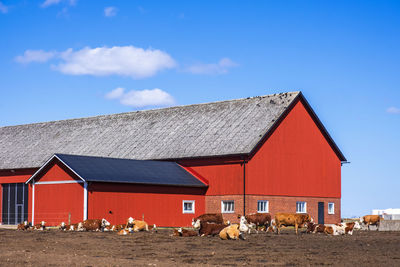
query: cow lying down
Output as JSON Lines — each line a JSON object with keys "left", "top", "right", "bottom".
{"left": 59, "top": 222, "right": 80, "bottom": 231}
{"left": 219, "top": 224, "right": 246, "bottom": 240}
{"left": 17, "top": 221, "right": 30, "bottom": 231}
{"left": 307, "top": 222, "right": 361, "bottom": 235}
{"left": 171, "top": 228, "right": 198, "bottom": 237}
{"left": 33, "top": 221, "right": 46, "bottom": 230}
{"left": 126, "top": 217, "right": 157, "bottom": 233}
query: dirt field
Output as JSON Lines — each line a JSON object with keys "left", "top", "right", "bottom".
{"left": 0, "top": 228, "right": 399, "bottom": 266}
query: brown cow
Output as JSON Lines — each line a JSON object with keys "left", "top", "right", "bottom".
{"left": 115, "top": 224, "right": 126, "bottom": 231}
{"left": 192, "top": 213, "right": 224, "bottom": 227}
{"left": 198, "top": 221, "right": 227, "bottom": 237}
{"left": 33, "top": 221, "right": 46, "bottom": 230}
{"left": 275, "top": 212, "right": 313, "bottom": 234}
{"left": 17, "top": 221, "right": 30, "bottom": 231}
{"left": 361, "top": 215, "right": 382, "bottom": 231}
{"left": 177, "top": 228, "right": 198, "bottom": 237}
{"left": 324, "top": 226, "right": 334, "bottom": 235}
{"left": 60, "top": 222, "right": 80, "bottom": 231}
{"left": 237, "top": 213, "right": 271, "bottom": 233}
{"left": 306, "top": 223, "right": 330, "bottom": 234}
{"left": 78, "top": 218, "right": 110, "bottom": 231}
{"left": 334, "top": 221, "right": 361, "bottom": 235}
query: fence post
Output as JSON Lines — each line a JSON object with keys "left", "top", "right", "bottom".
{"left": 68, "top": 212, "right": 71, "bottom": 225}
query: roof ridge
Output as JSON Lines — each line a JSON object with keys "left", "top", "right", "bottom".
{"left": 0, "top": 91, "right": 300, "bottom": 128}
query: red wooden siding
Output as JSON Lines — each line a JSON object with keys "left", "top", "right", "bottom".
{"left": 33, "top": 161, "right": 84, "bottom": 226}
{"left": 34, "top": 183, "right": 84, "bottom": 226}
{"left": 88, "top": 183, "right": 206, "bottom": 227}
{"left": 35, "top": 160, "right": 81, "bottom": 182}
{"left": 246, "top": 100, "right": 341, "bottom": 198}
{"left": 180, "top": 161, "right": 243, "bottom": 196}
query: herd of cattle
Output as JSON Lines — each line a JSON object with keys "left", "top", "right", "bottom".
{"left": 16, "top": 213, "right": 383, "bottom": 240}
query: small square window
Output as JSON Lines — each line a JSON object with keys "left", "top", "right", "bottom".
{"left": 328, "top": 202, "right": 335, "bottom": 214}
{"left": 257, "top": 200, "right": 269, "bottom": 213}
{"left": 296, "top": 201, "right": 307, "bottom": 213}
{"left": 183, "top": 200, "right": 195, "bottom": 214}
{"left": 221, "top": 201, "right": 234, "bottom": 213}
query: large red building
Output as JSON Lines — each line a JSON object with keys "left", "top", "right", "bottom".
{"left": 0, "top": 91, "right": 346, "bottom": 227}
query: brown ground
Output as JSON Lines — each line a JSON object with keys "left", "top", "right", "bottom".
{"left": 0, "top": 228, "right": 399, "bottom": 266}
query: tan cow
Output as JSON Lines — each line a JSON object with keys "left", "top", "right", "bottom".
{"left": 360, "top": 215, "right": 382, "bottom": 231}
{"left": 219, "top": 224, "right": 245, "bottom": 240}
{"left": 126, "top": 217, "right": 156, "bottom": 232}
{"left": 274, "top": 212, "right": 313, "bottom": 234}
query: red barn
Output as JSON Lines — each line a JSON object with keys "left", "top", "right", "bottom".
{"left": 0, "top": 91, "right": 346, "bottom": 226}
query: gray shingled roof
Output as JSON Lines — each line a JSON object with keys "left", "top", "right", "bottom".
{"left": 0, "top": 92, "right": 300, "bottom": 169}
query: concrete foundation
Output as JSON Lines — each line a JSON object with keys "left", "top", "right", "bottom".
{"left": 379, "top": 220, "right": 400, "bottom": 231}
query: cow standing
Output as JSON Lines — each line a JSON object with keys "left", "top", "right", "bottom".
{"left": 274, "top": 212, "right": 313, "bottom": 234}
{"left": 237, "top": 213, "right": 271, "bottom": 233}
{"left": 360, "top": 215, "right": 382, "bottom": 231}
{"left": 192, "top": 213, "right": 225, "bottom": 227}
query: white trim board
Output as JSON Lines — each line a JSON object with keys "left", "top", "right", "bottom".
{"left": 32, "top": 182, "right": 35, "bottom": 225}
{"left": 83, "top": 182, "right": 88, "bottom": 220}
{"left": 35, "top": 180, "right": 84, "bottom": 185}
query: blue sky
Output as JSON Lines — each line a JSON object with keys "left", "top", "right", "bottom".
{"left": 1, "top": 0, "right": 399, "bottom": 217}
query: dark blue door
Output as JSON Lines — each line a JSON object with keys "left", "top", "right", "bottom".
{"left": 1, "top": 183, "right": 28, "bottom": 225}
{"left": 318, "top": 202, "right": 324, "bottom": 224}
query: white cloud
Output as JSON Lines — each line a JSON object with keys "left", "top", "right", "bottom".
{"left": 16, "top": 46, "right": 176, "bottom": 79}
{"left": 0, "top": 1, "right": 8, "bottom": 13}
{"left": 41, "top": 0, "right": 75, "bottom": 8}
{"left": 186, "top": 58, "right": 238, "bottom": 75}
{"left": 104, "top": 6, "right": 117, "bottom": 17}
{"left": 56, "top": 46, "right": 176, "bottom": 78}
{"left": 105, "top": 87, "right": 124, "bottom": 99}
{"left": 387, "top": 107, "right": 400, "bottom": 114}
{"left": 106, "top": 88, "right": 175, "bottom": 108}
{"left": 15, "top": 50, "right": 57, "bottom": 64}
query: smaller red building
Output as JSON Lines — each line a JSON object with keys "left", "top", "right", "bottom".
{"left": 26, "top": 154, "right": 207, "bottom": 226}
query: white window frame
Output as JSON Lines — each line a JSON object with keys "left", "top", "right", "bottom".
{"left": 221, "top": 200, "right": 235, "bottom": 213}
{"left": 328, "top": 202, "right": 335, "bottom": 214}
{"left": 257, "top": 200, "right": 269, "bottom": 213}
{"left": 182, "top": 200, "right": 195, "bottom": 214}
{"left": 296, "top": 201, "right": 307, "bottom": 213}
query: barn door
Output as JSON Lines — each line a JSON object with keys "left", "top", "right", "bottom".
{"left": 1, "top": 183, "right": 28, "bottom": 225}
{"left": 318, "top": 202, "right": 324, "bottom": 224}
